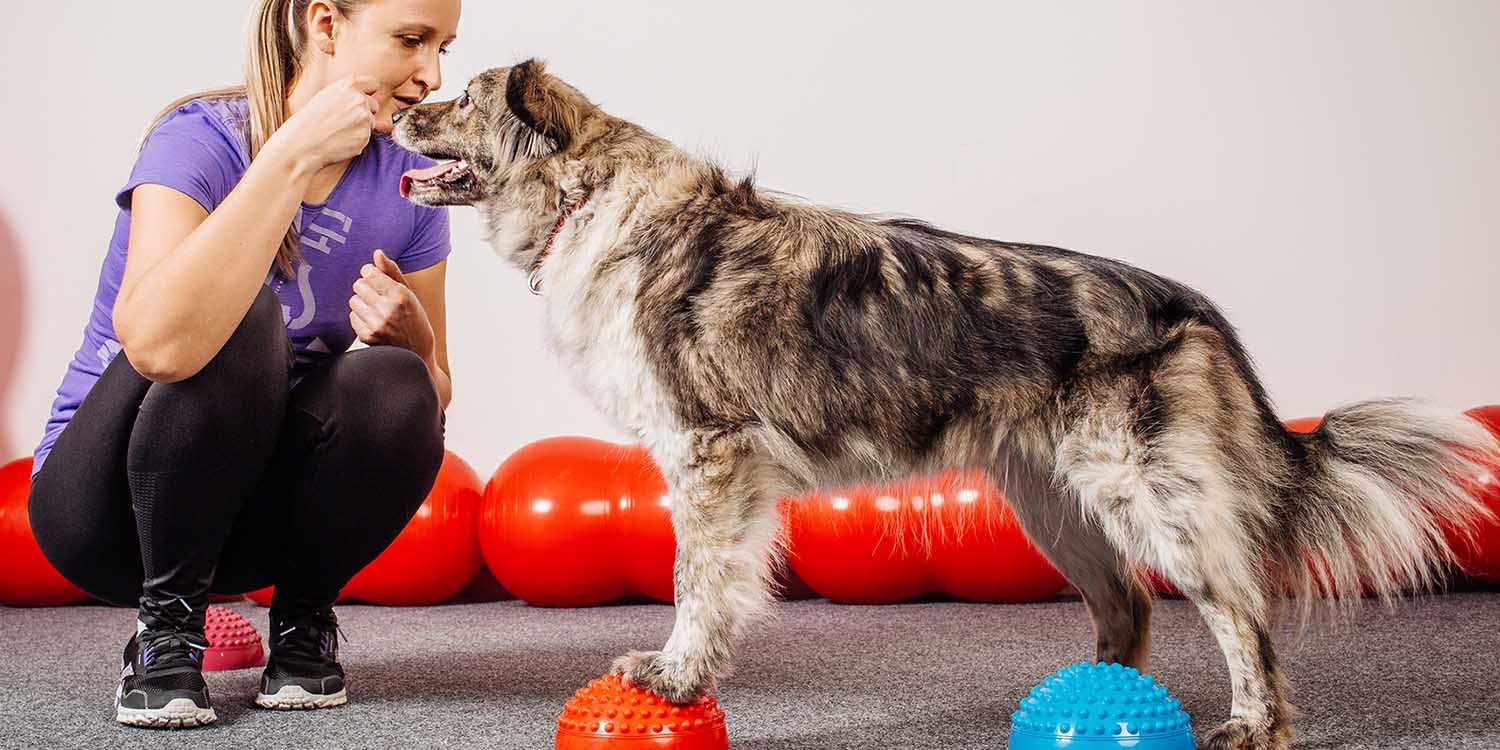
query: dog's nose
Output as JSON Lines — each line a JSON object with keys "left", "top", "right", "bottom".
{"left": 392, "top": 110, "right": 405, "bottom": 124}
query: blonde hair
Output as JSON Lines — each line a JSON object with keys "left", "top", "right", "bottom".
{"left": 144, "top": 0, "right": 366, "bottom": 277}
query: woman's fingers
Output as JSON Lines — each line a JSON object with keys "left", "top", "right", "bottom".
{"left": 373, "top": 250, "right": 408, "bottom": 285}
{"left": 349, "top": 308, "right": 374, "bottom": 342}
{"left": 349, "top": 291, "right": 379, "bottom": 325}
{"left": 350, "top": 250, "right": 422, "bottom": 345}
{"left": 356, "top": 265, "right": 399, "bottom": 296}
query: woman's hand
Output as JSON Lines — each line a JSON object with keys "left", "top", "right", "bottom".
{"left": 349, "top": 250, "right": 437, "bottom": 364}
{"left": 269, "top": 75, "right": 380, "bottom": 172}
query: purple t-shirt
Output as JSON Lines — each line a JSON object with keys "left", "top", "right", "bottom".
{"left": 32, "top": 97, "right": 451, "bottom": 477}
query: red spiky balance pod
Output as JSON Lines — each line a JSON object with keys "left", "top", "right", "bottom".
{"left": 556, "top": 674, "right": 728, "bottom": 749}
{"left": 202, "top": 605, "right": 265, "bottom": 672}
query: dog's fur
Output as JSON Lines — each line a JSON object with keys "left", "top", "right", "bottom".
{"left": 392, "top": 60, "right": 1500, "bottom": 749}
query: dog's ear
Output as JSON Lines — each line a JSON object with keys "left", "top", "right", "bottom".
{"left": 505, "top": 59, "right": 584, "bottom": 148}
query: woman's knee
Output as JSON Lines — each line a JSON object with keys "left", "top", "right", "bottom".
{"left": 144, "top": 285, "right": 286, "bottom": 397}
{"left": 330, "top": 347, "right": 444, "bottom": 473}
{"left": 206, "top": 284, "right": 291, "bottom": 379}
{"left": 139, "top": 286, "right": 290, "bottom": 431}
{"left": 356, "top": 347, "right": 442, "bottom": 446}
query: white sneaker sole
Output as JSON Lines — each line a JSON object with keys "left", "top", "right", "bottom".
{"left": 254, "top": 684, "right": 348, "bottom": 710}
{"left": 115, "top": 689, "right": 217, "bottom": 728}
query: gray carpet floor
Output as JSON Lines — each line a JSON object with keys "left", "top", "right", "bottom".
{"left": 1, "top": 593, "right": 1497, "bottom": 749}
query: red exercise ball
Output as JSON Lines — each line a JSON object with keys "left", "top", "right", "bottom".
{"left": 0, "top": 457, "right": 89, "bottom": 607}
{"left": 783, "top": 469, "right": 1068, "bottom": 604}
{"left": 1283, "top": 415, "right": 1323, "bottom": 434}
{"left": 342, "top": 450, "right": 486, "bottom": 605}
{"left": 780, "top": 489, "right": 928, "bottom": 604}
{"left": 481, "top": 437, "right": 674, "bottom": 607}
{"left": 245, "top": 450, "right": 486, "bottom": 607}
{"left": 1449, "top": 405, "right": 1500, "bottom": 582}
{"left": 1142, "top": 568, "right": 1183, "bottom": 598}
{"left": 245, "top": 586, "right": 275, "bottom": 607}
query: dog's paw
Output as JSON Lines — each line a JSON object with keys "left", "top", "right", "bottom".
{"left": 1202, "top": 718, "right": 1287, "bottom": 750}
{"left": 610, "top": 650, "right": 709, "bottom": 704}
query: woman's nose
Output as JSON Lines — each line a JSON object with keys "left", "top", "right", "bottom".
{"left": 416, "top": 51, "right": 443, "bottom": 95}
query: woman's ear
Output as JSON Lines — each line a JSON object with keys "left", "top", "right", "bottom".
{"left": 504, "top": 59, "right": 585, "bottom": 148}
{"left": 306, "top": 0, "right": 340, "bottom": 55}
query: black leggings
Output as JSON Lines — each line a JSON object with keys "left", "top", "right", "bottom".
{"left": 28, "top": 285, "right": 445, "bottom": 613}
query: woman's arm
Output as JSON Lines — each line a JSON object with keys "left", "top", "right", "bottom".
{"left": 115, "top": 148, "right": 315, "bottom": 382}
{"left": 114, "top": 77, "right": 381, "bottom": 383}
{"left": 405, "top": 260, "right": 452, "bottom": 409}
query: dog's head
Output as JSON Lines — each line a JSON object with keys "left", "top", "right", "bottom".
{"left": 393, "top": 59, "right": 596, "bottom": 208}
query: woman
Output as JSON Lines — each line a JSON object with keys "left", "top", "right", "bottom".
{"left": 27, "top": 0, "right": 463, "bottom": 728}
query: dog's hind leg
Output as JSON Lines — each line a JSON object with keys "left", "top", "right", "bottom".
{"left": 994, "top": 467, "right": 1153, "bottom": 670}
{"left": 612, "top": 426, "right": 783, "bottom": 703}
{"left": 1055, "top": 397, "right": 1294, "bottom": 750}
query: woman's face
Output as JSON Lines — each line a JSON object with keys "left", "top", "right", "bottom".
{"left": 317, "top": 0, "right": 462, "bottom": 134}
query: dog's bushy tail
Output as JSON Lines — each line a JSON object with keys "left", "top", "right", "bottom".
{"left": 1275, "top": 398, "right": 1498, "bottom": 613}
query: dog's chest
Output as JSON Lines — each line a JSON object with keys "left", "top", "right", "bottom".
{"left": 539, "top": 218, "right": 676, "bottom": 440}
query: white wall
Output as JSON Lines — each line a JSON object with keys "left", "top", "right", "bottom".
{"left": 2, "top": 1, "right": 1497, "bottom": 473}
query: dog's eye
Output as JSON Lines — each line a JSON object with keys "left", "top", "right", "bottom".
{"left": 458, "top": 93, "right": 471, "bottom": 108}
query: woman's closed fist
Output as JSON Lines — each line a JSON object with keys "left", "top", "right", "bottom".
{"left": 276, "top": 75, "right": 380, "bottom": 171}
{"left": 349, "top": 249, "right": 436, "bottom": 362}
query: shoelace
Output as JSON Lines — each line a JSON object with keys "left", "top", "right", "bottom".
{"left": 272, "top": 610, "right": 347, "bottom": 664}
{"left": 141, "top": 628, "right": 209, "bottom": 671}
{"left": 138, "top": 597, "right": 208, "bottom": 671}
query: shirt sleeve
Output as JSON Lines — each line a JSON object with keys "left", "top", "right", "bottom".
{"left": 397, "top": 204, "right": 452, "bottom": 273}
{"left": 115, "top": 103, "right": 245, "bottom": 213}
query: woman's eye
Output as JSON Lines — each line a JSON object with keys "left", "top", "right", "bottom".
{"left": 401, "top": 36, "right": 422, "bottom": 48}
{"left": 439, "top": 46, "right": 451, "bottom": 56}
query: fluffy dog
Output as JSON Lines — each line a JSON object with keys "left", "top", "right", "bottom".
{"left": 392, "top": 60, "right": 1498, "bottom": 749}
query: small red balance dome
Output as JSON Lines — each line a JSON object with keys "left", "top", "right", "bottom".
{"left": 202, "top": 605, "right": 265, "bottom": 672}
{"left": 555, "top": 673, "right": 728, "bottom": 750}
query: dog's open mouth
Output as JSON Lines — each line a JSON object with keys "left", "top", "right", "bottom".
{"left": 399, "top": 159, "right": 476, "bottom": 200}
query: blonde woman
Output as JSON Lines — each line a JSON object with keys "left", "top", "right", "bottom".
{"left": 27, "top": 0, "right": 462, "bottom": 728}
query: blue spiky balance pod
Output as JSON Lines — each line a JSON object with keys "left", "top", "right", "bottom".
{"left": 1009, "top": 662, "right": 1194, "bottom": 749}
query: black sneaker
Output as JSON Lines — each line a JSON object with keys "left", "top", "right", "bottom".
{"left": 115, "top": 620, "right": 215, "bottom": 728}
{"left": 255, "top": 607, "right": 347, "bottom": 710}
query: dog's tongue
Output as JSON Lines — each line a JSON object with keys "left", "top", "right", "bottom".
{"left": 399, "top": 161, "right": 457, "bottom": 197}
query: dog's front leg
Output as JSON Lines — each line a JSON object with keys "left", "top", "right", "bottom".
{"left": 612, "top": 429, "right": 782, "bottom": 703}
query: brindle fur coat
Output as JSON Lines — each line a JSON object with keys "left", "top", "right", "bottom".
{"left": 392, "top": 60, "right": 1499, "bottom": 750}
